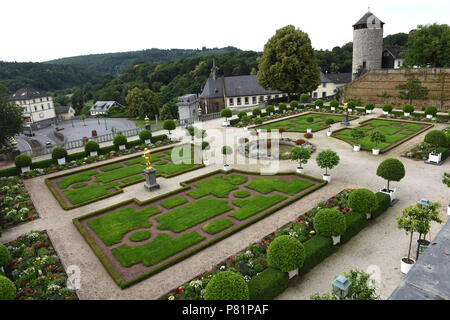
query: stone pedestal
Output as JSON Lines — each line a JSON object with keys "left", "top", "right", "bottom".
{"left": 144, "top": 168, "right": 160, "bottom": 191}
{"left": 341, "top": 114, "right": 350, "bottom": 126}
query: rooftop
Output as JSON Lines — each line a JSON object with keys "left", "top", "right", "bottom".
{"left": 10, "top": 87, "right": 51, "bottom": 100}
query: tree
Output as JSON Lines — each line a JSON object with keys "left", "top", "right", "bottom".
{"left": 376, "top": 158, "right": 405, "bottom": 191}
{"left": 424, "top": 130, "right": 448, "bottom": 153}
{"left": 159, "top": 104, "right": 173, "bottom": 120}
{"left": 413, "top": 201, "right": 442, "bottom": 259}
{"left": 350, "top": 128, "right": 365, "bottom": 141}
{"left": 163, "top": 119, "right": 176, "bottom": 135}
{"left": 125, "top": 87, "right": 144, "bottom": 118}
{"left": 140, "top": 88, "right": 159, "bottom": 119}
{"left": 369, "top": 131, "right": 386, "bottom": 150}
{"left": 0, "top": 85, "right": 23, "bottom": 148}
{"left": 220, "top": 108, "right": 232, "bottom": 122}
{"left": 403, "top": 23, "right": 450, "bottom": 68}
{"left": 316, "top": 149, "right": 340, "bottom": 176}
{"left": 257, "top": 25, "right": 321, "bottom": 100}
{"left": 222, "top": 145, "right": 232, "bottom": 165}
{"left": 80, "top": 114, "right": 86, "bottom": 126}
{"left": 396, "top": 74, "right": 429, "bottom": 105}
{"left": 397, "top": 204, "right": 420, "bottom": 264}
{"left": 291, "top": 146, "right": 311, "bottom": 169}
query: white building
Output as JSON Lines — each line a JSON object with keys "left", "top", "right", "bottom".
{"left": 89, "top": 101, "right": 123, "bottom": 115}
{"left": 10, "top": 87, "right": 56, "bottom": 127}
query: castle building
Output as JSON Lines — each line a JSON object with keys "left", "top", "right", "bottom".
{"left": 10, "top": 87, "right": 56, "bottom": 127}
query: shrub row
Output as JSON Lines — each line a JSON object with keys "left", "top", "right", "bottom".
{"left": 340, "top": 211, "right": 367, "bottom": 244}
{"left": 299, "top": 235, "right": 334, "bottom": 275}
{"left": 371, "top": 192, "right": 391, "bottom": 219}
{"left": 248, "top": 268, "right": 289, "bottom": 300}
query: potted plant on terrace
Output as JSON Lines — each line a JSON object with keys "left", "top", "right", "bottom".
{"left": 266, "top": 105, "right": 275, "bottom": 116}
{"left": 424, "top": 106, "right": 437, "bottom": 119}
{"left": 376, "top": 158, "right": 405, "bottom": 203}
{"left": 424, "top": 130, "right": 447, "bottom": 164}
{"left": 220, "top": 108, "right": 232, "bottom": 126}
{"left": 347, "top": 100, "right": 356, "bottom": 113}
{"left": 414, "top": 200, "right": 442, "bottom": 258}
{"left": 300, "top": 93, "right": 310, "bottom": 106}
{"left": 163, "top": 119, "right": 176, "bottom": 139}
{"left": 291, "top": 146, "right": 311, "bottom": 174}
{"left": 369, "top": 131, "right": 385, "bottom": 155}
{"left": 222, "top": 145, "right": 232, "bottom": 171}
{"left": 314, "top": 99, "right": 324, "bottom": 110}
{"left": 444, "top": 172, "right": 450, "bottom": 215}
{"left": 253, "top": 107, "right": 262, "bottom": 118}
{"left": 365, "top": 103, "right": 375, "bottom": 114}
{"left": 330, "top": 99, "right": 339, "bottom": 112}
{"left": 402, "top": 104, "right": 414, "bottom": 117}
{"left": 382, "top": 104, "right": 393, "bottom": 115}
{"left": 347, "top": 188, "right": 379, "bottom": 220}
{"left": 316, "top": 149, "right": 340, "bottom": 182}
{"left": 84, "top": 140, "right": 100, "bottom": 157}
{"left": 139, "top": 129, "right": 152, "bottom": 145}
{"left": 14, "top": 154, "right": 32, "bottom": 173}
{"left": 113, "top": 134, "right": 128, "bottom": 150}
{"left": 278, "top": 104, "right": 287, "bottom": 114}
{"left": 51, "top": 147, "right": 68, "bottom": 165}
{"left": 397, "top": 204, "right": 418, "bottom": 274}
{"left": 350, "top": 128, "right": 365, "bottom": 151}
{"left": 266, "top": 235, "right": 306, "bottom": 279}
{"left": 202, "top": 141, "right": 210, "bottom": 166}
{"left": 314, "top": 208, "right": 346, "bottom": 245}
{"left": 325, "top": 118, "right": 334, "bottom": 136}
{"left": 306, "top": 116, "right": 314, "bottom": 133}
{"left": 290, "top": 101, "right": 299, "bottom": 111}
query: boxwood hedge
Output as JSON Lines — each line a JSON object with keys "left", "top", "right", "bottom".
{"left": 371, "top": 192, "right": 391, "bottom": 219}
{"left": 248, "top": 268, "right": 289, "bottom": 300}
{"left": 340, "top": 211, "right": 367, "bottom": 244}
{"left": 299, "top": 235, "right": 334, "bottom": 275}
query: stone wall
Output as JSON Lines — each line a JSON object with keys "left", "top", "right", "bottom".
{"left": 342, "top": 68, "right": 450, "bottom": 110}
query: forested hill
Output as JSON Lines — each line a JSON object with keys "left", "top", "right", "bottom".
{"left": 45, "top": 47, "right": 243, "bottom": 75}
{"left": 0, "top": 61, "right": 103, "bottom": 93}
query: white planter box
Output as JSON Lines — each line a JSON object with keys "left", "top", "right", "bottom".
{"left": 243, "top": 126, "right": 248, "bottom": 131}
{"left": 21, "top": 166, "right": 30, "bottom": 173}
{"left": 383, "top": 111, "right": 388, "bottom": 115}
{"left": 332, "top": 236, "right": 340, "bottom": 245}
{"left": 270, "top": 112, "right": 273, "bottom": 116}
{"left": 366, "top": 213, "right": 371, "bottom": 220}
{"left": 428, "top": 152, "right": 441, "bottom": 163}
{"left": 331, "top": 107, "right": 335, "bottom": 111}
{"left": 323, "top": 174, "right": 331, "bottom": 182}
{"left": 404, "top": 112, "right": 410, "bottom": 117}
{"left": 426, "top": 114, "right": 433, "bottom": 119}
{"left": 90, "top": 151, "right": 98, "bottom": 157}
{"left": 372, "top": 148, "right": 380, "bottom": 155}
{"left": 167, "top": 133, "right": 172, "bottom": 140}
{"left": 327, "top": 130, "right": 332, "bottom": 137}
{"left": 447, "top": 204, "right": 450, "bottom": 216}
{"left": 222, "top": 121, "right": 229, "bottom": 127}
{"left": 257, "top": 129, "right": 261, "bottom": 134}
{"left": 401, "top": 258, "right": 415, "bottom": 274}
{"left": 203, "top": 159, "right": 209, "bottom": 166}
{"left": 348, "top": 108, "right": 353, "bottom": 112}
{"left": 223, "top": 164, "right": 231, "bottom": 171}
{"left": 145, "top": 139, "right": 151, "bottom": 145}
{"left": 366, "top": 109, "right": 372, "bottom": 114}
{"left": 354, "top": 145, "right": 361, "bottom": 152}
{"left": 296, "top": 167, "right": 304, "bottom": 174}
{"left": 316, "top": 106, "right": 320, "bottom": 110}
{"left": 119, "top": 145, "right": 126, "bottom": 150}
{"left": 57, "top": 158, "right": 66, "bottom": 165}
{"left": 288, "top": 269, "right": 298, "bottom": 279}
{"left": 380, "top": 187, "right": 396, "bottom": 203}
{"left": 306, "top": 128, "right": 312, "bottom": 133}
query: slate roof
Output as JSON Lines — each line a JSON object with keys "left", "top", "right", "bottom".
{"left": 223, "top": 75, "right": 282, "bottom": 97}
{"left": 353, "top": 11, "right": 384, "bottom": 27}
{"left": 323, "top": 72, "right": 352, "bottom": 84}
{"left": 199, "top": 77, "right": 224, "bottom": 99}
{"left": 10, "top": 87, "right": 51, "bottom": 100}
{"left": 384, "top": 47, "right": 407, "bottom": 59}
{"left": 90, "top": 101, "right": 120, "bottom": 112}
{"left": 55, "top": 106, "right": 72, "bottom": 114}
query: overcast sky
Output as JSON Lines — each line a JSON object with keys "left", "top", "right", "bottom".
{"left": 1, "top": 0, "right": 449, "bottom": 63}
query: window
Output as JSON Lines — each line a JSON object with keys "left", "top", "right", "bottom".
{"left": 237, "top": 98, "right": 241, "bottom": 105}
{"left": 267, "top": 95, "right": 271, "bottom": 100}
{"left": 48, "top": 103, "right": 51, "bottom": 109}
{"left": 252, "top": 96, "right": 257, "bottom": 104}
{"left": 34, "top": 106, "right": 37, "bottom": 111}
{"left": 259, "top": 96, "right": 264, "bottom": 102}
{"left": 322, "top": 92, "right": 326, "bottom": 98}
{"left": 39, "top": 112, "right": 44, "bottom": 118}
{"left": 275, "top": 95, "right": 279, "bottom": 98}
{"left": 215, "top": 102, "right": 219, "bottom": 111}
{"left": 313, "top": 92, "right": 318, "bottom": 98}
{"left": 40, "top": 98, "right": 43, "bottom": 102}
{"left": 322, "top": 83, "right": 326, "bottom": 88}
{"left": 229, "top": 98, "right": 234, "bottom": 106}
{"left": 362, "top": 61, "right": 367, "bottom": 69}
{"left": 244, "top": 97, "right": 249, "bottom": 105}
{"left": 41, "top": 105, "right": 44, "bottom": 110}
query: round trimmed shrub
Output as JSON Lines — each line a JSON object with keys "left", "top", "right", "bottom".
{"left": 237, "top": 110, "right": 247, "bottom": 119}
{"left": 204, "top": 271, "right": 249, "bottom": 300}
{"left": 252, "top": 108, "right": 262, "bottom": 116}
{"left": 84, "top": 141, "right": 100, "bottom": 154}
{"left": 51, "top": 147, "right": 67, "bottom": 160}
{"left": 425, "top": 106, "right": 437, "bottom": 116}
{"left": 139, "top": 129, "right": 152, "bottom": 142}
{"left": 325, "top": 118, "right": 335, "bottom": 125}
{"left": 402, "top": 104, "right": 414, "bottom": 114}
{"left": 290, "top": 100, "right": 299, "bottom": 109}
{"left": 220, "top": 108, "right": 232, "bottom": 119}
{"left": 300, "top": 93, "right": 310, "bottom": 103}
{"left": 365, "top": 103, "right": 375, "bottom": 110}
{"left": 376, "top": 158, "right": 405, "bottom": 190}
{"left": 424, "top": 130, "right": 448, "bottom": 149}
{"left": 306, "top": 116, "right": 314, "bottom": 123}
{"left": 222, "top": 145, "right": 233, "bottom": 155}
{"left": 347, "top": 100, "right": 356, "bottom": 109}
{"left": 266, "top": 105, "right": 275, "bottom": 114}
{"left": 201, "top": 141, "right": 210, "bottom": 150}
{"left": 0, "top": 276, "right": 16, "bottom": 300}
{"left": 254, "top": 117, "right": 263, "bottom": 125}
{"left": 347, "top": 188, "right": 379, "bottom": 214}
{"left": 14, "top": 154, "right": 32, "bottom": 169}
{"left": 278, "top": 104, "right": 287, "bottom": 112}
{"left": 314, "top": 99, "right": 324, "bottom": 107}
{"left": 330, "top": 99, "right": 339, "bottom": 108}
{"left": 113, "top": 134, "right": 127, "bottom": 147}
{"left": 266, "top": 235, "right": 306, "bottom": 272}
{"left": 0, "top": 243, "right": 11, "bottom": 267}
{"left": 314, "top": 208, "right": 346, "bottom": 237}
{"left": 382, "top": 104, "right": 393, "bottom": 113}
{"left": 163, "top": 119, "right": 176, "bottom": 133}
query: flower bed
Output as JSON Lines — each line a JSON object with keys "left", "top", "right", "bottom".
{"left": 401, "top": 128, "right": 450, "bottom": 161}
{"left": 381, "top": 111, "right": 449, "bottom": 123}
{"left": 237, "top": 138, "right": 316, "bottom": 160}
{"left": 162, "top": 188, "right": 391, "bottom": 300}
{"left": 0, "top": 176, "right": 38, "bottom": 230}
{"left": 1, "top": 230, "right": 78, "bottom": 300}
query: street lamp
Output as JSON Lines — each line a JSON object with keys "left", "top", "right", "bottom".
{"left": 332, "top": 275, "right": 352, "bottom": 299}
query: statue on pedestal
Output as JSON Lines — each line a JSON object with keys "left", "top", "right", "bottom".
{"left": 341, "top": 102, "right": 350, "bottom": 126}
{"left": 143, "top": 147, "right": 160, "bottom": 191}
{"left": 143, "top": 147, "right": 152, "bottom": 170}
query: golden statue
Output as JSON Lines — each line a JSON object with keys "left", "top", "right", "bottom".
{"left": 343, "top": 102, "right": 348, "bottom": 113}
{"left": 143, "top": 147, "right": 152, "bottom": 170}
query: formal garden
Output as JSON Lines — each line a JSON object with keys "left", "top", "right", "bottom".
{"left": 46, "top": 144, "right": 203, "bottom": 209}
{"left": 73, "top": 169, "right": 326, "bottom": 288}
{"left": 332, "top": 119, "right": 433, "bottom": 153}
{"left": 401, "top": 128, "right": 450, "bottom": 162}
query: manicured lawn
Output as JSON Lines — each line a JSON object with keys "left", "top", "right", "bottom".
{"left": 121, "top": 175, "right": 145, "bottom": 184}
{"left": 230, "top": 194, "right": 287, "bottom": 220}
{"left": 129, "top": 230, "right": 152, "bottom": 242}
{"left": 87, "top": 206, "right": 160, "bottom": 246}
{"left": 187, "top": 176, "right": 239, "bottom": 199}
{"left": 101, "top": 164, "right": 123, "bottom": 172}
{"left": 246, "top": 177, "right": 314, "bottom": 195}
{"left": 63, "top": 182, "right": 120, "bottom": 205}
{"left": 160, "top": 196, "right": 188, "bottom": 209}
{"left": 257, "top": 113, "right": 357, "bottom": 132}
{"left": 94, "top": 165, "right": 144, "bottom": 183}
{"left": 233, "top": 190, "right": 251, "bottom": 198}
{"left": 202, "top": 218, "right": 234, "bottom": 234}
{"left": 333, "top": 119, "right": 430, "bottom": 151}
{"left": 57, "top": 170, "right": 98, "bottom": 189}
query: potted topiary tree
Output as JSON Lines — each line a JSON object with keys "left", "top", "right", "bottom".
{"left": 382, "top": 104, "right": 393, "bottom": 115}
{"left": 369, "top": 131, "right": 385, "bottom": 155}
{"left": 139, "top": 129, "right": 152, "bottom": 145}
{"left": 266, "top": 105, "right": 275, "bottom": 116}
{"left": 252, "top": 107, "right": 262, "bottom": 118}
{"left": 0, "top": 242, "right": 11, "bottom": 269}
{"left": 220, "top": 108, "right": 232, "bottom": 126}
{"left": 51, "top": 147, "right": 68, "bottom": 165}
{"left": 204, "top": 271, "right": 249, "bottom": 300}
{"left": 314, "top": 99, "right": 324, "bottom": 110}
{"left": 402, "top": 104, "right": 414, "bottom": 117}
{"left": 163, "top": 119, "right": 176, "bottom": 139}
{"left": 290, "top": 100, "right": 299, "bottom": 110}
{"left": 222, "top": 145, "right": 232, "bottom": 171}
{"left": 278, "top": 103, "right": 287, "bottom": 114}
{"left": 266, "top": 235, "right": 306, "bottom": 279}
{"left": 376, "top": 158, "right": 405, "bottom": 203}
{"left": 424, "top": 130, "right": 447, "bottom": 164}
{"left": 113, "top": 134, "right": 127, "bottom": 150}
{"left": 237, "top": 110, "right": 247, "bottom": 120}
{"left": 414, "top": 201, "right": 442, "bottom": 258}
{"left": 330, "top": 99, "right": 339, "bottom": 112}
{"left": 424, "top": 106, "right": 437, "bottom": 119}
{"left": 314, "top": 208, "right": 347, "bottom": 245}
{"left": 84, "top": 140, "right": 100, "bottom": 157}
{"left": 300, "top": 93, "right": 310, "bottom": 105}
{"left": 186, "top": 125, "right": 195, "bottom": 143}
{"left": 14, "top": 154, "right": 32, "bottom": 173}
{"left": 316, "top": 149, "right": 340, "bottom": 182}
{"left": 325, "top": 118, "right": 335, "bottom": 136}
{"left": 397, "top": 204, "right": 419, "bottom": 274}
{"left": 241, "top": 115, "right": 250, "bottom": 131}
{"left": 291, "top": 146, "right": 311, "bottom": 174}
{"left": 347, "top": 188, "right": 379, "bottom": 220}
{"left": 365, "top": 103, "right": 375, "bottom": 114}
{"left": 350, "top": 128, "right": 365, "bottom": 151}
{"left": 306, "top": 116, "right": 314, "bottom": 133}
{"left": 347, "top": 100, "right": 356, "bottom": 113}
{"left": 201, "top": 141, "right": 210, "bottom": 165}
{"left": 444, "top": 172, "right": 450, "bottom": 215}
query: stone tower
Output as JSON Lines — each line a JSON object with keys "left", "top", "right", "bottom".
{"left": 352, "top": 10, "right": 384, "bottom": 80}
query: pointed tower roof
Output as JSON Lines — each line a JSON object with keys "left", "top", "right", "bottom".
{"left": 353, "top": 11, "right": 384, "bottom": 28}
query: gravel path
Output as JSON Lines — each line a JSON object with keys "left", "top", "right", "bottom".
{"left": 1, "top": 109, "right": 448, "bottom": 300}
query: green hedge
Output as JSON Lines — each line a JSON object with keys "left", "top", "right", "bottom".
{"left": 340, "top": 211, "right": 367, "bottom": 244}
{"left": 372, "top": 192, "right": 391, "bottom": 219}
{"left": 30, "top": 158, "right": 56, "bottom": 169}
{"left": 229, "top": 118, "right": 241, "bottom": 126}
{"left": 0, "top": 167, "right": 20, "bottom": 177}
{"left": 248, "top": 268, "right": 289, "bottom": 300}
{"left": 299, "top": 235, "right": 334, "bottom": 275}
{"left": 437, "top": 146, "right": 449, "bottom": 161}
